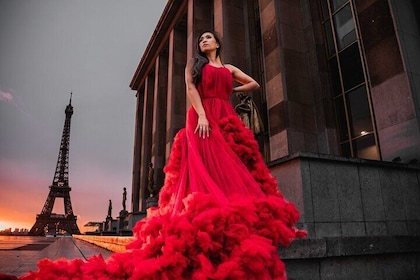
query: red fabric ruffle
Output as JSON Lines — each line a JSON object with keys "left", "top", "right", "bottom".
{"left": 20, "top": 115, "right": 305, "bottom": 280}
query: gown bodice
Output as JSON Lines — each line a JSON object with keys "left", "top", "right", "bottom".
{"left": 197, "top": 64, "right": 233, "bottom": 100}
{"left": 191, "top": 64, "right": 237, "bottom": 126}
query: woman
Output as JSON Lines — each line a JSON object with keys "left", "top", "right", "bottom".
{"left": 20, "top": 31, "right": 305, "bottom": 280}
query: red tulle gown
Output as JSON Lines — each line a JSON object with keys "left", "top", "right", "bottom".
{"left": 20, "top": 64, "right": 305, "bottom": 280}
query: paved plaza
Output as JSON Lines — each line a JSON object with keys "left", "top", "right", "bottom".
{"left": 0, "top": 236, "right": 113, "bottom": 277}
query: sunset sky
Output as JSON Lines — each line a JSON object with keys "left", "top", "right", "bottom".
{"left": 0, "top": 0, "right": 167, "bottom": 232}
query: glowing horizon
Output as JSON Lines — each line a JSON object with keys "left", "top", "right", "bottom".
{"left": 0, "top": 220, "right": 33, "bottom": 231}
{"left": 0, "top": 216, "right": 93, "bottom": 234}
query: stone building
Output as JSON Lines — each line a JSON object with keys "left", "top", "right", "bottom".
{"left": 129, "top": 0, "right": 420, "bottom": 278}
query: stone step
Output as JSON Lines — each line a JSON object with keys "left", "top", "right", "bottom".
{"left": 73, "top": 235, "right": 134, "bottom": 253}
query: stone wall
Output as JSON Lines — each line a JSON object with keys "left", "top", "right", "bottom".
{"left": 282, "top": 236, "right": 420, "bottom": 280}
{"left": 270, "top": 152, "right": 420, "bottom": 238}
{"left": 269, "top": 152, "right": 420, "bottom": 279}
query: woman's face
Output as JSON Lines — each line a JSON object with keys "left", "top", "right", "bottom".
{"left": 198, "top": 32, "right": 219, "bottom": 54}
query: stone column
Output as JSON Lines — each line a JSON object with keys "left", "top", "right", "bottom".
{"left": 131, "top": 87, "right": 144, "bottom": 213}
{"left": 259, "top": 0, "right": 287, "bottom": 161}
{"left": 139, "top": 75, "right": 155, "bottom": 212}
{"left": 150, "top": 53, "right": 169, "bottom": 204}
{"left": 213, "top": 0, "right": 269, "bottom": 157}
{"left": 213, "top": 0, "right": 246, "bottom": 67}
{"left": 166, "top": 26, "right": 187, "bottom": 159}
{"left": 185, "top": 0, "right": 212, "bottom": 110}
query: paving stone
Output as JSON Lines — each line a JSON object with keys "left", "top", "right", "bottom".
{"left": 0, "top": 237, "right": 112, "bottom": 277}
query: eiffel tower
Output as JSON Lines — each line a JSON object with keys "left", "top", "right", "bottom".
{"left": 29, "top": 94, "right": 80, "bottom": 236}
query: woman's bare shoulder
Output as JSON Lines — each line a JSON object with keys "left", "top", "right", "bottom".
{"left": 224, "top": 64, "right": 243, "bottom": 74}
{"left": 224, "top": 63, "right": 237, "bottom": 72}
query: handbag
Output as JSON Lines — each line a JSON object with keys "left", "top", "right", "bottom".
{"left": 234, "top": 92, "right": 264, "bottom": 135}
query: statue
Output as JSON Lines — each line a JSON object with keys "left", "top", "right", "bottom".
{"left": 107, "top": 199, "right": 112, "bottom": 217}
{"left": 118, "top": 187, "right": 129, "bottom": 233}
{"left": 122, "top": 187, "right": 127, "bottom": 211}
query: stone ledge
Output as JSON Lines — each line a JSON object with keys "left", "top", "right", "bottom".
{"left": 73, "top": 235, "right": 134, "bottom": 253}
{"left": 74, "top": 235, "right": 420, "bottom": 259}
{"left": 280, "top": 235, "right": 420, "bottom": 259}
{"left": 269, "top": 151, "right": 420, "bottom": 170}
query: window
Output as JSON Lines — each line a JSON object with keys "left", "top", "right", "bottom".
{"left": 333, "top": 4, "right": 356, "bottom": 50}
{"left": 339, "top": 43, "right": 364, "bottom": 90}
{"left": 320, "top": 0, "right": 379, "bottom": 160}
{"left": 330, "top": 0, "right": 348, "bottom": 12}
{"left": 347, "top": 86, "right": 373, "bottom": 138}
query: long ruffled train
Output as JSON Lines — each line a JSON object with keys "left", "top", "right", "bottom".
{"left": 20, "top": 116, "right": 305, "bottom": 280}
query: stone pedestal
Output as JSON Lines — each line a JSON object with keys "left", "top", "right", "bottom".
{"left": 101, "top": 216, "right": 118, "bottom": 235}
{"left": 117, "top": 210, "right": 131, "bottom": 236}
{"left": 104, "top": 216, "right": 113, "bottom": 232}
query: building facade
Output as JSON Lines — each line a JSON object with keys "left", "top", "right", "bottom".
{"left": 129, "top": 0, "right": 420, "bottom": 278}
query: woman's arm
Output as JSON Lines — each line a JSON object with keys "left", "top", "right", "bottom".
{"left": 185, "top": 58, "right": 211, "bottom": 139}
{"left": 225, "top": 64, "right": 260, "bottom": 93}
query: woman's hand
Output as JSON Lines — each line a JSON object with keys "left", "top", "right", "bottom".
{"left": 194, "top": 114, "right": 211, "bottom": 139}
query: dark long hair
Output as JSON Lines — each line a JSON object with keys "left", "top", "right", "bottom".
{"left": 192, "top": 31, "right": 223, "bottom": 84}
